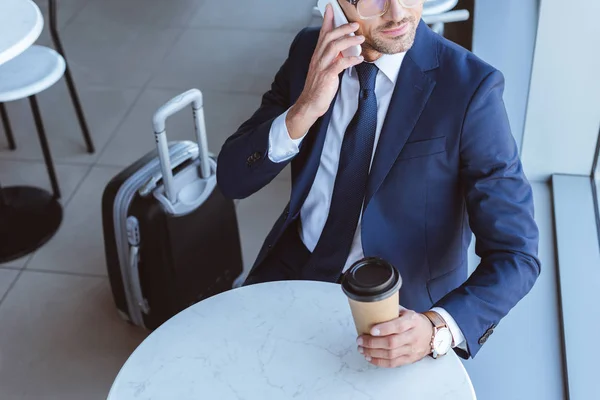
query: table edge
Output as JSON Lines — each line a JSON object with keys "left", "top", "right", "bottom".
{"left": 107, "top": 281, "right": 477, "bottom": 399}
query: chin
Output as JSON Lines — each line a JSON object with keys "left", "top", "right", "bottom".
{"left": 372, "top": 29, "right": 417, "bottom": 54}
{"left": 373, "top": 38, "right": 415, "bottom": 55}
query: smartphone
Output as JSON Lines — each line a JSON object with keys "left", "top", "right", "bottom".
{"left": 317, "top": 0, "right": 362, "bottom": 58}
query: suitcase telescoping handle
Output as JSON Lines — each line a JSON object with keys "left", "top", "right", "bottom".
{"left": 153, "top": 89, "right": 211, "bottom": 203}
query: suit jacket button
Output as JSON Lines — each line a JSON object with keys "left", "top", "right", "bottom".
{"left": 478, "top": 326, "right": 495, "bottom": 345}
{"left": 253, "top": 151, "right": 262, "bottom": 160}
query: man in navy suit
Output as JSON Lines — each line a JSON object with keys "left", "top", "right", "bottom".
{"left": 217, "top": 0, "right": 540, "bottom": 366}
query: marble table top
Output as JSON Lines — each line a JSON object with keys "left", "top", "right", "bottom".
{"left": 108, "top": 281, "right": 476, "bottom": 400}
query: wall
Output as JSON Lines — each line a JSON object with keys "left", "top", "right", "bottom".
{"left": 521, "top": 0, "right": 600, "bottom": 181}
{"left": 472, "top": 0, "right": 540, "bottom": 155}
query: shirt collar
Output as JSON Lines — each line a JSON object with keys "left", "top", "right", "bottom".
{"left": 349, "top": 51, "right": 407, "bottom": 85}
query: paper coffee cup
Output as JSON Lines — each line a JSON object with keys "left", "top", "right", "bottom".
{"left": 341, "top": 258, "right": 402, "bottom": 335}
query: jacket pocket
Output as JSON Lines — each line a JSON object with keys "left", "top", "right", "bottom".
{"left": 397, "top": 136, "right": 446, "bottom": 161}
{"left": 426, "top": 265, "right": 466, "bottom": 305}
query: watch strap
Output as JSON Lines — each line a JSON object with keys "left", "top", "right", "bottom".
{"left": 423, "top": 311, "right": 449, "bottom": 359}
{"left": 423, "top": 311, "right": 447, "bottom": 329}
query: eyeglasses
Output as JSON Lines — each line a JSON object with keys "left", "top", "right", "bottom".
{"left": 346, "top": 0, "right": 426, "bottom": 20}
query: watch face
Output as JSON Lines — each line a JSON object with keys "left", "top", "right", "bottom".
{"left": 434, "top": 327, "right": 453, "bottom": 355}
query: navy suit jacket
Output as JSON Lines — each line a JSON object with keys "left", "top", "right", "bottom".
{"left": 217, "top": 21, "right": 541, "bottom": 358}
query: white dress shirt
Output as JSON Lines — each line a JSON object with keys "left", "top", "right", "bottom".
{"left": 267, "top": 53, "right": 467, "bottom": 352}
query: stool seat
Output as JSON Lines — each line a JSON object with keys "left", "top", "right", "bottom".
{"left": 0, "top": 0, "right": 95, "bottom": 264}
{"left": 0, "top": 45, "right": 65, "bottom": 102}
{"left": 423, "top": 0, "right": 458, "bottom": 16}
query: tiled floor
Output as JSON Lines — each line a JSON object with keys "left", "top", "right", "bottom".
{"left": 0, "top": 1, "right": 311, "bottom": 398}
{"left": 0, "top": 1, "right": 563, "bottom": 399}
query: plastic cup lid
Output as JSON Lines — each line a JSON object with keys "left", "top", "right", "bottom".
{"left": 341, "top": 257, "right": 402, "bottom": 302}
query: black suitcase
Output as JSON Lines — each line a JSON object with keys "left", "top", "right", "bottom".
{"left": 102, "top": 89, "right": 243, "bottom": 330}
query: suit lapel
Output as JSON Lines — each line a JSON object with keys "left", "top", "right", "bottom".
{"left": 364, "top": 21, "right": 439, "bottom": 209}
{"left": 364, "top": 57, "right": 436, "bottom": 208}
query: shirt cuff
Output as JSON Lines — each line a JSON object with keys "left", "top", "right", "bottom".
{"left": 431, "top": 307, "right": 468, "bottom": 352}
{"left": 267, "top": 109, "right": 306, "bottom": 163}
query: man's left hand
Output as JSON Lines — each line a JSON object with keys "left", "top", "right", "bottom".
{"left": 357, "top": 309, "right": 434, "bottom": 368}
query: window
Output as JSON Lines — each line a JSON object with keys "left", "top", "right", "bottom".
{"left": 593, "top": 128, "right": 600, "bottom": 246}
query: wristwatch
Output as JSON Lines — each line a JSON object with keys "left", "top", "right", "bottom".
{"left": 423, "top": 311, "right": 453, "bottom": 359}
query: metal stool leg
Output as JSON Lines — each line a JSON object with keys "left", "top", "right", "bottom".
{"left": 29, "top": 96, "right": 61, "bottom": 199}
{"left": 0, "top": 181, "right": 7, "bottom": 207}
{"left": 48, "top": 0, "right": 95, "bottom": 154}
{"left": 0, "top": 103, "right": 16, "bottom": 150}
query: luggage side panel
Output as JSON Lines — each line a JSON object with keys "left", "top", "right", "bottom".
{"left": 101, "top": 144, "right": 196, "bottom": 323}
{"left": 135, "top": 185, "right": 243, "bottom": 330}
{"left": 101, "top": 154, "right": 155, "bottom": 320}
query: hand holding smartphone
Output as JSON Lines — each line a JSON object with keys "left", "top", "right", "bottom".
{"left": 285, "top": 2, "right": 365, "bottom": 139}
{"left": 317, "top": 0, "right": 362, "bottom": 58}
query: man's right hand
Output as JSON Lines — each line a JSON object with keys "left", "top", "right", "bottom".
{"left": 285, "top": 4, "right": 365, "bottom": 140}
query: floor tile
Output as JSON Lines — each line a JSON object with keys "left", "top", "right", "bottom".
{"left": 26, "top": 166, "right": 121, "bottom": 275}
{"left": 33, "top": 0, "right": 90, "bottom": 10}
{"left": 187, "top": 0, "right": 315, "bottom": 32}
{"left": 37, "top": 4, "right": 80, "bottom": 33}
{"left": 73, "top": 0, "right": 200, "bottom": 28}
{"left": 59, "top": 19, "right": 182, "bottom": 88}
{"left": 149, "top": 28, "right": 297, "bottom": 94}
{"left": 98, "top": 88, "right": 262, "bottom": 167}
{"left": 0, "top": 271, "right": 148, "bottom": 400}
{"left": 0, "top": 160, "right": 90, "bottom": 268}
{"left": 0, "top": 86, "right": 140, "bottom": 164}
{"left": 32, "top": 0, "right": 89, "bottom": 46}
{"left": 235, "top": 178, "right": 291, "bottom": 277}
{"left": 0, "top": 269, "right": 19, "bottom": 301}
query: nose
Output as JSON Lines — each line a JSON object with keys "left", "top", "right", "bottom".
{"left": 384, "top": 0, "right": 409, "bottom": 22}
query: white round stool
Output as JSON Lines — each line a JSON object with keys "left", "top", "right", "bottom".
{"left": 0, "top": 45, "right": 66, "bottom": 101}
{"left": 0, "top": 45, "right": 67, "bottom": 263}
{"left": 0, "top": 45, "right": 66, "bottom": 197}
{"left": 0, "top": 0, "right": 95, "bottom": 264}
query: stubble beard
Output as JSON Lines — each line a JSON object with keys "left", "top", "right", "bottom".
{"left": 367, "top": 18, "right": 418, "bottom": 55}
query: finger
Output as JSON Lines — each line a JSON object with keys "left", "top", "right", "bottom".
{"left": 327, "top": 34, "right": 364, "bottom": 59}
{"left": 368, "top": 355, "right": 413, "bottom": 369}
{"left": 327, "top": 55, "right": 364, "bottom": 75}
{"left": 320, "top": 36, "right": 364, "bottom": 67}
{"left": 318, "top": 23, "right": 361, "bottom": 57}
{"left": 328, "top": 22, "right": 361, "bottom": 42}
{"left": 359, "top": 344, "right": 415, "bottom": 360}
{"left": 358, "top": 331, "right": 413, "bottom": 350}
{"left": 370, "top": 310, "right": 418, "bottom": 337}
{"left": 319, "top": 3, "right": 335, "bottom": 38}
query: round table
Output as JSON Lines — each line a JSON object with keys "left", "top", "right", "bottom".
{"left": 108, "top": 281, "right": 476, "bottom": 400}
{"left": 0, "top": 0, "right": 63, "bottom": 263}
{"left": 0, "top": 0, "right": 44, "bottom": 65}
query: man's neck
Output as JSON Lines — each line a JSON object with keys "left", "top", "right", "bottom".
{"left": 362, "top": 48, "right": 383, "bottom": 63}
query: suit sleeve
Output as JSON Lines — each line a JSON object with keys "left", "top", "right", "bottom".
{"left": 216, "top": 29, "right": 307, "bottom": 199}
{"left": 434, "top": 70, "right": 541, "bottom": 358}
